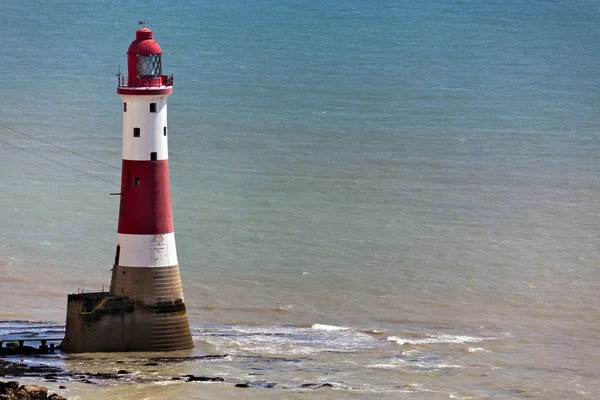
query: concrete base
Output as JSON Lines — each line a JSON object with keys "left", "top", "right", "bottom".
{"left": 61, "top": 265, "right": 193, "bottom": 353}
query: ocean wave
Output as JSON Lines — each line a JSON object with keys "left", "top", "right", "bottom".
{"left": 0, "top": 321, "right": 64, "bottom": 338}
{"left": 387, "top": 334, "right": 491, "bottom": 346}
{"left": 310, "top": 324, "right": 385, "bottom": 335}
{"left": 0, "top": 320, "right": 60, "bottom": 326}
{"left": 193, "top": 323, "right": 381, "bottom": 356}
{"left": 311, "top": 324, "right": 353, "bottom": 331}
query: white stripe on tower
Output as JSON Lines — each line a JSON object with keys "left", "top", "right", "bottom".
{"left": 116, "top": 232, "right": 178, "bottom": 267}
{"left": 120, "top": 95, "right": 170, "bottom": 161}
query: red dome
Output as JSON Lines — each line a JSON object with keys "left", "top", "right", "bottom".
{"left": 118, "top": 26, "right": 173, "bottom": 93}
{"left": 127, "top": 28, "right": 162, "bottom": 55}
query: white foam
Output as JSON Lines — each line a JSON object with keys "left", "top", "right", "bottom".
{"left": 311, "top": 324, "right": 353, "bottom": 331}
{"left": 468, "top": 347, "right": 490, "bottom": 353}
{"left": 367, "top": 360, "right": 407, "bottom": 369}
{"left": 409, "top": 360, "right": 463, "bottom": 370}
{"left": 387, "top": 334, "right": 489, "bottom": 346}
{"left": 152, "top": 380, "right": 180, "bottom": 386}
{"left": 430, "top": 363, "right": 462, "bottom": 369}
{"left": 194, "top": 324, "right": 379, "bottom": 356}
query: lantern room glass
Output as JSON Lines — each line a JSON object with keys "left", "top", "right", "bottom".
{"left": 136, "top": 54, "right": 162, "bottom": 78}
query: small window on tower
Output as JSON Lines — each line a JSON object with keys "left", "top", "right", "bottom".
{"left": 151, "top": 152, "right": 157, "bottom": 161}
{"left": 150, "top": 103, "right": 157, "bottom": 113}
{"left": 123, "top": 102, "right": 127, "bottom": 112}
{"left": 163, "top": 127, "right": 167, "bottom": 136}
{"left": 133, "top": 127, "right": 140, "bottom": 137}
{"left": 134, "top": 177, "right": 140, "bottom": 187}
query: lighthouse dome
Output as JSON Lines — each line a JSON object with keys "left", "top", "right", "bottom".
{"left": 127, "top": 28, "right": 162, "bottom": 55}
{"left": 122, "top": 27, "right": 170, "bottom": 87}
{"left": 118, "top": 26, "right": 173, "bottom": 92}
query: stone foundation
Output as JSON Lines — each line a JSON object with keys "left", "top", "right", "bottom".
{"left": 61, "top": 265, "right": 193, "bottom": 352}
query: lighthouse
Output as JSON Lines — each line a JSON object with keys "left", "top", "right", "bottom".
{"left": 61, "top": 26, "right": 194, "bottom": 352}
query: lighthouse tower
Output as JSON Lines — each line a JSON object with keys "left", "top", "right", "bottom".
{"left": 61, "top": 26, "right": 193, "bottom": 352}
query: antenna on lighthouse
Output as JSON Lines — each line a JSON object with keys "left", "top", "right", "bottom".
{"left": 115, "top": 64, "right": 122, "bottom": 88}
{"left": 138, "top": 20, "right": 148, "bottom": 27}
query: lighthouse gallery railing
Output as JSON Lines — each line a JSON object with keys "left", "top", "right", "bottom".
{"left": 117, "top": 75, "right": 174, "bottom": 88}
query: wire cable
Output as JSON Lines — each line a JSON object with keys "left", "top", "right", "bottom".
{"left": 0, "top": 124, "right": 121, "bottom": 171}
{"left": 0, "top": 138, "right": 119, "bottom": 187}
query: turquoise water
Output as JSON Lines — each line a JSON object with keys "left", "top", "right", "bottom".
{"left": 1, "top": 0, "right": 599, "bottom": 398}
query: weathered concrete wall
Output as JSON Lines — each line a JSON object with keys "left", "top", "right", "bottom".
{"left": 110, "top": 265, "right": 185, "bottom": 304}
{"left": 109, "top": 264, "right": 193, "bottom": 351}
{"left": 61, "top": 290, "right": 193, "bottom": 353}
{"left": 61, "top": 293, "right": 134, "bottom": 352}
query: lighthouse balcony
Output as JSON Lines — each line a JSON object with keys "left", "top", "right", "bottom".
{"left": 117, "top": 75, "right": 173, "bottom": 95}
{"left": 118, "top": 75, "right": 173, "bottom": 89}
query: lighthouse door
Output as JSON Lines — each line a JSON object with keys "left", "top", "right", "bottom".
{"left": 114, "top": 245, "right": 121, "bottom": 266}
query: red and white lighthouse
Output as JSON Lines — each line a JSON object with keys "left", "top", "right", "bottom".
{"left": 115, "top": 26, "right": 176, "bottom": 262}
{"left": 62, "top": 26, "right": 193, "bottom": 352}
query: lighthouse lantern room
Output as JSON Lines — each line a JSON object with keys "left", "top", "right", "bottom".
{"left": 61, "top": 25, "right": 194, "bottom": 353}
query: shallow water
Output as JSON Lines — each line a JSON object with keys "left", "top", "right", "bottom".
{"left": 1, "top": 0, "right": 599, "bottom": 398}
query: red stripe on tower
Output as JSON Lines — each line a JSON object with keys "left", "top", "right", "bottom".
{"left": 118, "top": 159, "right": 173, "bottom": 234}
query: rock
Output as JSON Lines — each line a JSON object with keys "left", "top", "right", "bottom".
{"left": 0, "top": 381, "right": 20, "bottom": 392}
{"left": 12, "top": 388, "right": 31, "bottom": 399}
{"left": 0, "top": 360, "right": 61, "bottom": 378}
{"left": 92, "top": 372, "right": 119, "bottom": 379}
{"left": 171, "top": 377, "right": 180, "bottom": 381}
{"left": 187, "top": 376, "right": 210, "bottom": 382}
{"left": 186, "top": 376, "right": 224, "bottom": 382}
{"left": 0, "top": 382, "right": 66, "bottom": 400}
{"left": 148, "top": 354, "right": 227, "bottom": 363}
{"left": 235, "top": 383, "right": 250, "bottom": 388}
{"left": 58, "top": 386, "right": 66, "bottom": 389}
{"left": 11, "top": 388, "right": 32, "bottom": 400}
{"left": 144, "top": 363, "right": 159, "bottom": 366}
{"left": 21, "top": 385, "right": 47, "bottom": 400}
{"left": 0, "top": 344, "right": 39, "bottom": 355}
{"left": 117, "top": 370, "right": 129, "bottom": 375}
{"left": 300, "top": 383, "right": 333, "bottom": 388}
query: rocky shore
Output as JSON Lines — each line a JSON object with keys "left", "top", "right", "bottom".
{"left": 0, "top": 356, "right": 338, "bottom": 393}
{"left": 0, "top": 380, "right": 65, "bottom": 400}
{"left": 0, "top": 360, "right": 65, "bottom": 400}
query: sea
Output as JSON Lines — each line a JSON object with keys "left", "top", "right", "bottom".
{"left": 0, "top": 0, "right": 599, "bottom": 398}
